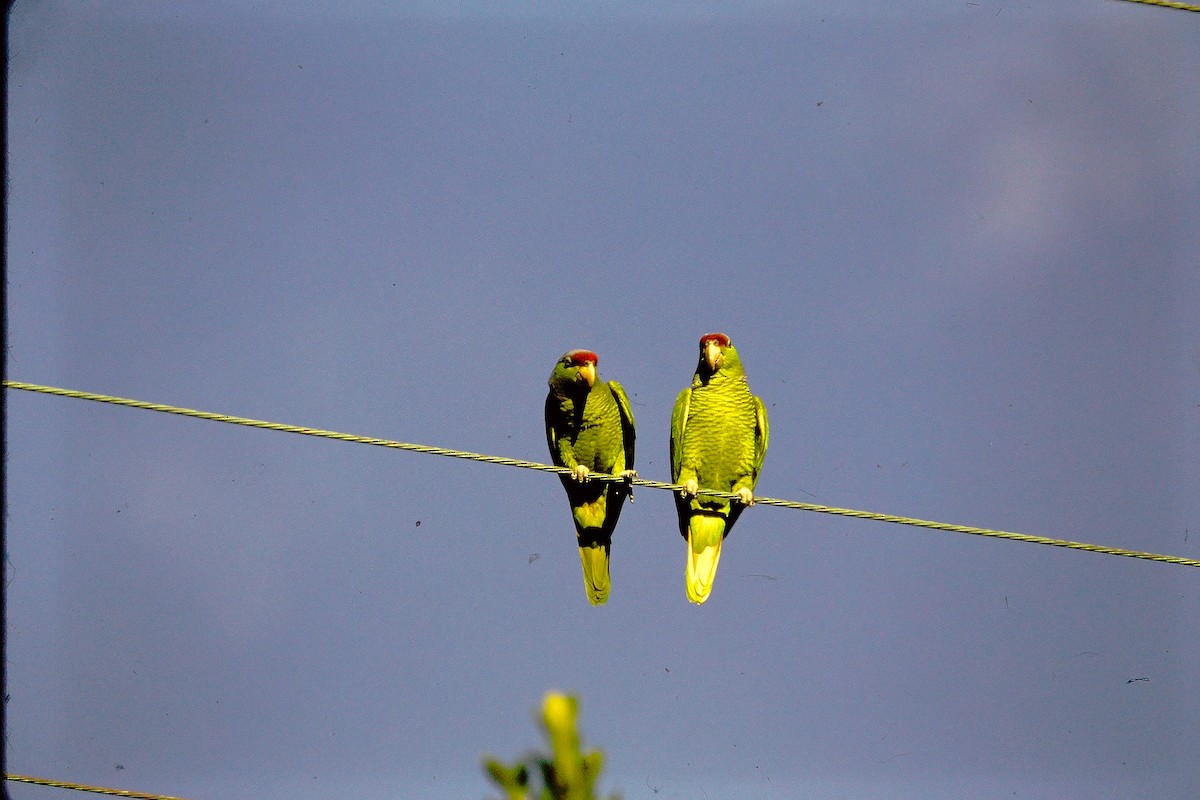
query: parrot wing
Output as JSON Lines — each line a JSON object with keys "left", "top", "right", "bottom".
{"left": 608, "top": 379, "right": 636, "bottom": 470}
{"left": 544, "top": 392, "right": 562, "bottom": 465}
{"left": 752, "top": 393, "right": 769, "bottom": 486}
{"left": 669, "top": 387, "right": 691, "bottom": 483}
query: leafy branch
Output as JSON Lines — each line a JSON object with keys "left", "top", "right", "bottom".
{"left": 483, "top": 692, "right": 620, "bottom": 800}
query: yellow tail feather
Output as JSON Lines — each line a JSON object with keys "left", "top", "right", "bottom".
{"left": 579, "top": 544, "right": 610, "bottom": 606}
{"left": 686, "top": 515, "right": 726, "bottom": 604}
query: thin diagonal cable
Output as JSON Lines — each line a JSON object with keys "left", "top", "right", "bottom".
{"left": 1111, "top": 0, "right": 1200, "bottom": 10}
{"left": 3, "top": 380, "right": 573, "bottom": 476}
{"left": 4, "top": 773, "right": 194, "bottom": 800}
{"left": 5, "top": 380, "right": 1199, "bottom": 568}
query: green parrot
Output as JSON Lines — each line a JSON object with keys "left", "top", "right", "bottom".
{"left": 670, "top": 333, "right": 769, "bottom": 604}
{"left": 545, "top": 349, "right": 637, "bottom": 605}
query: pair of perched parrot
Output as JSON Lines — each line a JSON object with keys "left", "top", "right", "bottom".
{"left": 544, "top": 333, "right": 769, "bottom": 605}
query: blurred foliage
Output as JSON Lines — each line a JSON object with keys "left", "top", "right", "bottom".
{"left": 483, "top": 692, "right": 620, "bottom": 800}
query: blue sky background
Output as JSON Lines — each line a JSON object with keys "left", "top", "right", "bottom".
{"left": 6, "top": 2, "right": 1199, "bottom": 799}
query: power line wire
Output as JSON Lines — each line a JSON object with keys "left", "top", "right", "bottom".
{"left": 1112, "top": 0, "right": 1200, "bottom": 10}
{"left": 5, "top": 380, "right": 1199, "bottom": 568}
{"left": 4, "top": 773, "right": 194, "bottom": 800}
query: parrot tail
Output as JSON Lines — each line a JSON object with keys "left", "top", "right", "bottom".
{"left": 578, "top": 543, "right": 611, "bottom": 606}
{"left": 686, "top": 513, "right": 727, "bottom": 604}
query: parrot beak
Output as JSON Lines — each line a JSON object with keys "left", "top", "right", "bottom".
{"left": 579, "top": 362, "right": 597, "bottom": 388}
{"left": 703, "top": 340, "right": 723, "bottom": 372}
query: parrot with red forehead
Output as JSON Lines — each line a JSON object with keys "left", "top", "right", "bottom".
{"left": 670, "top": 333, "right": 769, "bottom": 604}
{"left": 545, "top": 350, "right": 637, "bottom": 605}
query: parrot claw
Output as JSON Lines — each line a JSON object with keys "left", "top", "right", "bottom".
{"left": 680, "top": 479, "right": 700, "bottom": 498}
{"left": 572, "top": 465, "right": 591, "bottom": 482}
{"left": 735, "top": 487, "right": 755, "bottom": 506}
{"left": 618, "top": 470, "right": 637, "bottom": 503}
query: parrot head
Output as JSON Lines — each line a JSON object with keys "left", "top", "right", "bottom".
{"left": 694, "top": 333, "right": 743, "bottom": 382}
{"left": 699, "top": 332, "right": 730, "bottom": 372}
{"left": 549, "top": 349, "right": 599, "bottom": 396}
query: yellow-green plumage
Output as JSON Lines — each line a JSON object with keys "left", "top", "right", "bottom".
{"left": 546, "top": 350, "right": 636, "bottom": 605}
{"left": 670, "top": 334, "right": 768, "bottom": 604}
